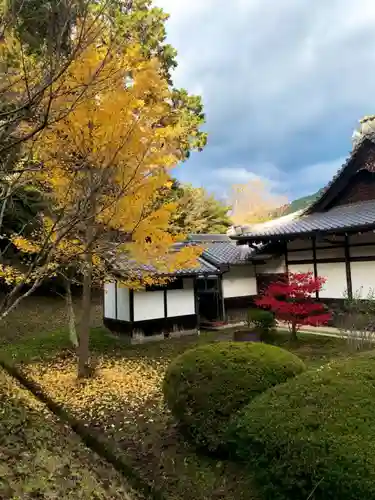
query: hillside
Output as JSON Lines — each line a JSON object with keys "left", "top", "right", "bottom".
{"left": 282, "top": 189, "right": 323, "bottom": 215}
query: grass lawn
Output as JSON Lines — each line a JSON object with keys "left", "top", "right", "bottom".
{"left": 0, "top": 318, "right": 358, "bottom": 500}
{"left": 0, "top": 365, "right": 138, "bottom": 499}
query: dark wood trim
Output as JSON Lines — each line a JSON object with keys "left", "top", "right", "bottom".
{"left": 219, "top": 275, "right": 226, "bottom": 322}
{"left": 114, "top": 282, "right": 118, "bottom": 320}
{"left": 234, "top": 222, "right": 375, "bottom": 244}
{"left": 163, "top": 289, "right": 168, "bottom": 318}
{"left": 286, "top": 245, "right": 314, "bottom": 253}
{"left": 350, "top": 255, "right": 375, "bottom": 262}
{"left": 287, "top": 255, "right": 375, "bottom": 265}
{"left": 287, "top": 240, "right": 375, "bottom": 253}
{"left": 104, "top": 314, "right": 198, "bottom": 337}
{"left": 344, "top": 234, "right": 353, "bottom": 299}
{"left": 129, "top": 289, "right": 134, "bottom": 322}
{"left": 312, "top": 236, "right": 318, "bottom": 299}
{"left": 284, "top": 241, "right": 289, "bottom": 274}
{"left": 306, "top": 140, "right": 374, "bottom": 213}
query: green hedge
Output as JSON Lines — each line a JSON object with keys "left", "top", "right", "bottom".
{"left": 163, "top": 342, "right": 305, "bottom": 452}
{"left": 228, "top": 353, "right": 375, "bottom": 500}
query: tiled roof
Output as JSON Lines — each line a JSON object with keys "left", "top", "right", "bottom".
{"left": 202, "top": 243, "right": 256, "bottom": 265}
{"left": 110, "top": 255, "right": 220, "bottom": 278}
{"left": 187, "top": 234, "right": 257, "bottom": 265}
{"left": 233, "top": 199, "right": 375, "bottom": 240}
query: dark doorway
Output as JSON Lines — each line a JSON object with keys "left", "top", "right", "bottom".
{"left": 196, "top": 276, "right": 224, "bottom": 323}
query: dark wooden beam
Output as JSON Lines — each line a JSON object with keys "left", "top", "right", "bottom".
{"left": 164, "top": 289, "right": 168, "bottom": 318}
{"left": 287, "top": 255, "right": 375, "bottom": 265}
{"left": 129, "top": 289, "right": 134, "bottom": 322}
{"left": 114, "top": 282, "right": 118, "bottom": 320}
{"left": 284, "top": 241, "right": 289, "bottom": 275}
{"left": 312, "top": 236, "right": 319, "bottom": 299}
{"left": 344, "top": 234, "right": 353, "bottom": 299}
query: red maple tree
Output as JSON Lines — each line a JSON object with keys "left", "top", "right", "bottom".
{"left": 255, "top": 272, "right": 332, "bottom": 341}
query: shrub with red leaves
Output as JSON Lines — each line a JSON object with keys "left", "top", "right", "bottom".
{"left": 255, "top": 271, "right": 332, "bottom": 340}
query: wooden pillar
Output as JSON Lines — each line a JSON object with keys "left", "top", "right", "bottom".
{"left": 219, "top": 275, "right": 226, "bottom": 322}
{"left": 344, "top": 234, "right": 353, "bottom": 299}
{"left": 114, "top": 282, "right": 118, "bottom": 320}
{"left": 163, "top": 288, "right": 168, "bottom": 318}
{"left": 312, "top": 236, "right": 319, "bottom": 299}
{"left": 284, "top": 241, "right": 289, "bottom": 275}
{"left": 129, "top": 289, "right": 134, "bottom": 322}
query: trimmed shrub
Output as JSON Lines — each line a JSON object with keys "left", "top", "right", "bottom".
{"left": 163, "top": 342, "right": 305, "bottom": 452}
{"left": 248, "top": 308, "right": 276, "bottom": 335}
{"left": 228, "top": 352, "right": 375, "bottom": 500}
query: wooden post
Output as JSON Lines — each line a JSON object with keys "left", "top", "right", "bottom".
{"left": 344, "top": 234, "right": 353, "bottom": 299}
{"left": 312, "top": 236, "right": 319, "bottom": 299}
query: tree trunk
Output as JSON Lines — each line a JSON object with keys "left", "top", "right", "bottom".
{"left": 290, "top": 323, "right": 298, "bottom": 342}
{"left": 78, "top": 246, "right": 92, "bottom": 378}
{"left": 78, "top": 191, "right": 95, "bottom": 378}
{"left": 64, "top": 277, "right": 78, "bottom": 348}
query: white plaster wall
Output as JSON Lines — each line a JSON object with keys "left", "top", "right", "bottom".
{"left": 350, "top": 245, "right": 375, "bottom": 258}
{"left": 288, "top": 263, "right": 314, "bottom": 275}
{"left": 315, "top": 247, "right": 345, "bottom": 259}
{"left": 351, "top": 261, "right": 375, "bottom": 299}
{"left": 287, "top": 239, "right": 312, "bottom": 250}
{"left": 167, "top": 288, "right": 195, "bottom": 317}
{"left": 317, "top": 262, "right": 347, "bottom": 299}
{"left": 222, "top": 266, "right": 257, "bottom": 298}
{"left": 255, "top": 257, "right": 286, "bottom": 275}
{"left": 104, "top": 282, "right": 116, "bottom": 319}
{"left": 315, "top": 239, "right": 343, "bottom": 248}
{"left": 117, "top": 285, "right": 130, "bottom": 321}
{"left": 350, "top": 233, "right": 375, "bottom": 245}
{"left": 287, "top": 249, "right": 314, "bottom": 261}
{"left": 133, "top": 290, "right": 164, "bottom": 321}
{"left": 183, "top": 278, "right": 194, "bottom": 289}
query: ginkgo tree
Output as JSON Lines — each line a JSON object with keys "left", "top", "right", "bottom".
{"left": 14, "top": 28, "right": 201, "bottom": 377}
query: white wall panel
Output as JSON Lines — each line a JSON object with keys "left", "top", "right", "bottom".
{"left": 315, "top": 239, "right": 343, "bottom": 248}
{"left": 315, "top": 247, "right": 345, "bottom": 259}
{"left": 223, "top": 266, "right": 257, "bottom": 298}
{"left": 167, "top": 289, "right": 195, "bottom": 317}
{"left": 317, "top": 262, "right": 347, "bottom": 299}
{"left": 350, "top": 233, "right": 375, "bottom": 245}
{"left": 287, "top": 239, "right": 312, "bottom": 251}
{"left": 104, "top": 282, "right": 116, "bottom": 319}
{"left": 133, "top": 291, "right": 164, "bottom": 321}
{"left": 183, "top": 278, "right": 194, "bottom": 289}
{"left": 117, "top": 285, "right": 130, "bottom": 321}
{"left": 288, "top": 263, "right": 314, "bottom": 275}
{"left": 350, "top": 245, "right": 375, "bottom": 258}
{"left": 288, "top": 250, "right": 314, "bottom": 261}
{"left": 255, "top": 258, "right": 286, "bottom": 275}
{"left": 351, "top": 261, "right": 375, "bottom": 299}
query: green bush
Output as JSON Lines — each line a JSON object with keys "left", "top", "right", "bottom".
{"left": 163, "top": 342, "right": 305, "bottom": 452}
{"left": 228, "top": 353, "right": 375, "bottom": 500}
{"left": 248, "top": 308, "right": 276, "bottom": 334}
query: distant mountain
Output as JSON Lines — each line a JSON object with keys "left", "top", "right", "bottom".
{"left": 281, "top": 189, "right": 323, "bottom": 215}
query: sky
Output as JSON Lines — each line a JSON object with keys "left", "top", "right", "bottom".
{"left": 155, "top": 0, "right": 375, "bottom": 202}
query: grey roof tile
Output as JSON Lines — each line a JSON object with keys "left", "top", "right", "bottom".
{"left": 187, "top": 233, "right": 258, "bottom": 264}
{"left": 236, "top": 199, "right": 375, "bottom": 239}
{"left": 202, "top": 243, "right": 256, "bottom": 265}
{"left": 111, "top": 255, "right": 220, "bottom": 278}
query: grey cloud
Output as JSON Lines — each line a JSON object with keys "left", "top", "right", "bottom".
{"left": 157, "top": 0, "right": 375, "bottom": 198}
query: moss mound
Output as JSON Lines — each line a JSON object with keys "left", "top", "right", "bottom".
{"left": 228, "top": 353, "right": 375, "bottom": 500}
{"left": 163, "top": 341, "right": 305, "bottom": 452}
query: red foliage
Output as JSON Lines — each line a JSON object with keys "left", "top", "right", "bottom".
{"left": 255, "top": 272, "right": 332, "bottom": 338}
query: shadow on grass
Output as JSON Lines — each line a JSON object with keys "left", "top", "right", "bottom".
{"left": 0, "top": 325, "right": 356, "bottom": 500}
